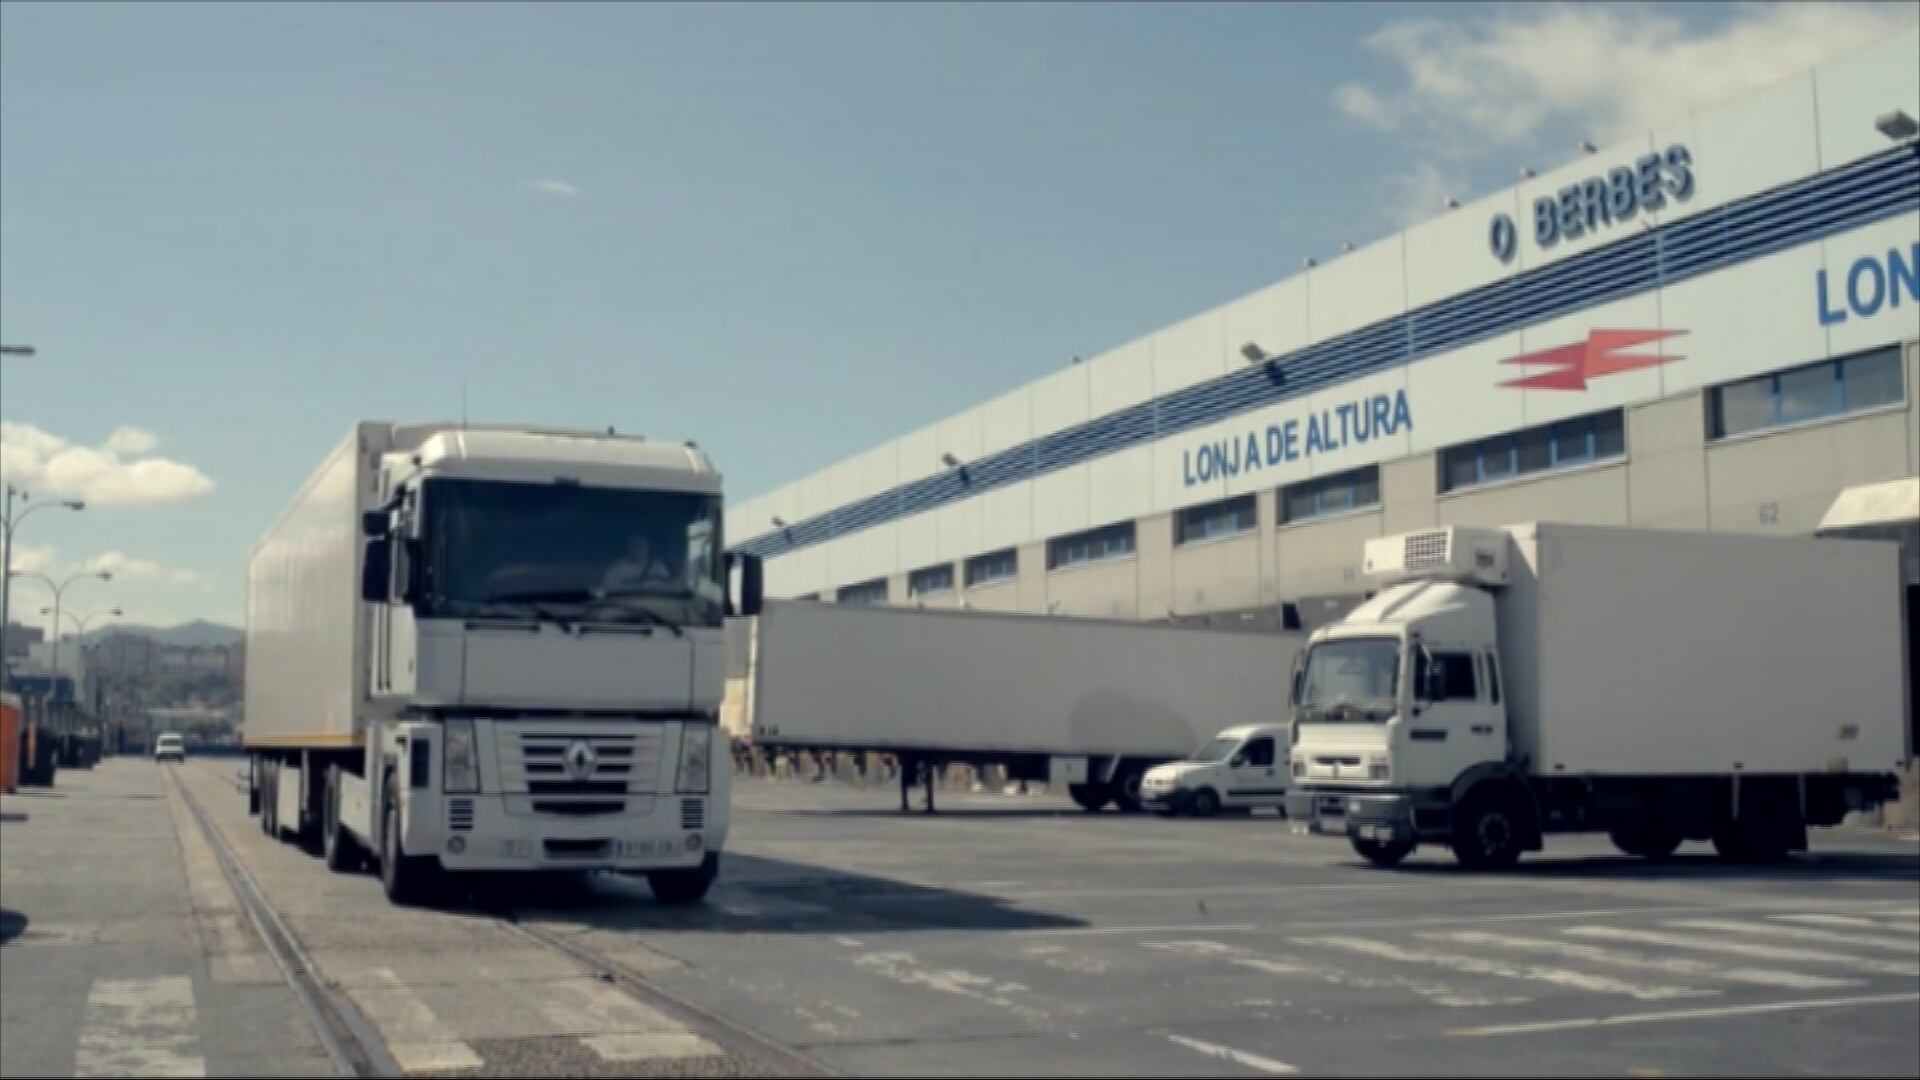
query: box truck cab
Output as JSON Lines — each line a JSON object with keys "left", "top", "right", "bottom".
{"left": 246, "top": 423, "right": 763, "bottom": 906}
{"left": 1284, "top": 523, "right": 1908, "bottom": 870}
{"left": 1140, "top": 723, "right": 1293, "bottom": 817}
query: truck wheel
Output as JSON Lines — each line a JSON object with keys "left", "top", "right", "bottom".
{"left": 380, "top": 784, "right": 437, "bottom": 906}
{"left": 323, "top": 767, "right": 364, "bottom": 873}
{"left": 648, "top": 853, "right": 719, "bottom": 906}
{"left": 1609, "top": 824, "right": 1681, "bottom": 860}
{"left": 1351, "top": 836, "right": 1415, "bottom": 868}
{"left": 1451, "top": 790, "right": 1525, "bottom": 870}
{"left": 1111, "top": 769, "right": 1146, "bottom": 815}
{"left": 1068, "top": 783, "right": 1111, "bottom": 813}
{"left": 1190, "top": 789, "right": 1221, "bottom": 818}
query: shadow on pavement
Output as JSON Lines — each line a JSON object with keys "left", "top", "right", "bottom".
{"left": 460, "top": 852, "right": 1084, "bottom": 935}
{"left": 0, "top": 812, "right": 26, "bottom": 823}
{"left": 1366, "top": 850, "right": 1920, "bottom": 882}
{"left": 0, "top": 909, "right": 27, "bottom": 947}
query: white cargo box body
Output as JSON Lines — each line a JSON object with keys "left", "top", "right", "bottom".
{"left": 244, "top": 422, "right": 386, "bottom": 748}
{"left": 1499, "top": 523, "right": 1909, "bottom": 777}
{"left": 743, "top": 601, "right": 1304, "bottom": 758}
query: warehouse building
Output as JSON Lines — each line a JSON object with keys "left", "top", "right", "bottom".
{"left": 727, "top": 32, "right": 1920, "bottom": 651}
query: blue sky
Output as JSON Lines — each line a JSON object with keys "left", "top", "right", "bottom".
{"left": 2, "top": 1, "right": 1911, "bottom": 629}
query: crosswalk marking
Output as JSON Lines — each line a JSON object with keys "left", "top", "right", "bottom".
{"left": 1425, "top": 930, "right": 1856, "bottom": 991}
{"left": 1771, "top": 913, "right": 1916, "bottom": 931}
{"left": 1294, "top": 936, "right": 1710, "bottom": 1001}
{"left": 344, "top": 968, "right": 482, "bottom": 1074}
{"left": 1666, "top": 918, "right": 1920, "bottom": 955}
{"left": 1165, "top": 1033, "right": 1297, "bottom": 1075}
{"left": 1564, "top": 926, "right": 1920, "bottom": 977}
{"left": 583, "top": 1032, "right": 723, "bottom": 1062}
{"left": 1449, "top": 991, "right": 1920, "bottom": 1038}
{"left": 74, "top": 977, "right": 206, "bottom": 1078}
{"left": 1142, "top": 939, "right": 1527, "bottom": 1008}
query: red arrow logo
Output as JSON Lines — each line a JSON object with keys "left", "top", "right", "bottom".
{"left": 1499, "top": 328, "right": 1686, "bottom": 390}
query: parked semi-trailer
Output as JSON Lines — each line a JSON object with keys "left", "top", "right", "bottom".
{"left": 1284, "top": 523, "right": 1909, "bottom": 868}
{"left": 731, "top": 600, "right": 1304, "bottom": 812}
{"left": 245, "top": 422, "right": 762, "bottom": 904}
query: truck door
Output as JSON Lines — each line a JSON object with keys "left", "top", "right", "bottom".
{"left": 1224, "top": 735, "right": 1284, "bottom": 808}
{"left": 1410, "top": 647, "right": 1500, "bottom": 779}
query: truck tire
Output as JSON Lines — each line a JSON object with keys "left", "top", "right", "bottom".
{"left": 1068, "top": 783, "right": 1111, "bottom": 813}
{"left": 1451, "top": 789, "right": 1525, "bottom": 870}
{"left": 323, "top": 766, "right": 364, "bottom": 873}
{"left": 648, "top": 853, "right": 719, "bottom": 906}
{"left": 1609, "top": 824, "right": 1682, "bottom": 860}
{"left": 1111, "top": 768, "right": 1147, "bottom": 815}
{"left": 1351, "top": 836, "right": 1415, "bottom": 867}
{"left": 1189, "top": 788, "right": 1222, "bottom": 818}
{"left": 380, "top": 783, "right": 437, "bottom": 906}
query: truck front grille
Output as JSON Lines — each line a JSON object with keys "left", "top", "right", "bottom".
{"left": 502, "top": 727, "right": 663, "bottom": 797}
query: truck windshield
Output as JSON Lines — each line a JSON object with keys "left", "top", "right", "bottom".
{"left": 418, "top": 479, "right": 724, "bottom": 627}
{"left": 1299, "top": 638, "right": 1400, "bottom": 722}
{"left": 1191, "top": 736, "right": 1239, "bottom": 763}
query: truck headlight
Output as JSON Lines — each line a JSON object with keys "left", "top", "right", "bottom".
{"left": 443, "top": 719, "right": 479, "bottom": 793}
{"left": 676, "top": 725, "right": 712, "bottom": 794}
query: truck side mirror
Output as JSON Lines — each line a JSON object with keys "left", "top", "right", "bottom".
{"left": 361, "top": 539, "right": 391, "bottom": 603}
{"left": 729, "top": 554, "right": 764, "bottom": 617}
{"left": 361, "top": 510, "right": 390, "bottom": 539}
{"left": 1290, "top": 669, "right": 1304, "bottom": 706}
{"left": 401, "top": 539, "right": 424, "bottom": 604}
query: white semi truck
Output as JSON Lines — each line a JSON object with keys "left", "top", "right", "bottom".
{"left": 245, "top": 422, "right": 763, "bottom": 905}
{"left": 731, "top": 600, "right": 1304, "bottom": 812}
{"left": 1284, "top": 523, "right": 1909, "bottom": 868}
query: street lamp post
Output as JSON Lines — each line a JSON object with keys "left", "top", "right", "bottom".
{"left": 1, "top": 486, "right": 86, "bottom": 685}
{"left": 7, "top": 567, "right": 112, "bottom": 703}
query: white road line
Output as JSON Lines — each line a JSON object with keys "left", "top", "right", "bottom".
{"left": 1426, "top": 930, "right": 1855, "bottom": 991}
{"left": 1665, "top": 918, "right": 1920, "bottom": 955}
{"left": 1165, "top": 1033, "right": 1297, "bottom": 1075}
{"left": 540, "top": 978, "right": 687, "bottom": 1038}
{"left": 343, "top": 968, "right": 483, "bottom": 1074}
{"left": 1771, "top": 913, "right": 1920, "bottom": 931}
{"left": 1142, "top": 940, "right": 1526, "bottom": 1009}
{"left": 584, "top": 1032, "right": 723, "bottom": 1062}
{"left": 1295, "top": 935, "right": 1710, "bottom": 1001}
{"left": 1563, "top": 927, "right": 1920, "bottom": 977}
{"left": 74, "top": 977, "right": 206, "bottom": 1078}
{"left": 1448, "top": 991, "right": 1920, "bottom": 1038}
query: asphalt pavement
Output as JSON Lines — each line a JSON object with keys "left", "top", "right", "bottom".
{"left": 5, "top": 761, "right": 1918, "bottom": 1077}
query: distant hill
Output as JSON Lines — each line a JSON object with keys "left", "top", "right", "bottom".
{"left": 77, "top": 620, "right": 242, "bottom": 648}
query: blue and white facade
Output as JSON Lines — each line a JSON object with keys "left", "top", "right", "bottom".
{"left": 727, "top": 32, "right": 1920, "bottom": 622}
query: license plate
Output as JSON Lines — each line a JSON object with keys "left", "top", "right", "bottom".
{"left": 1317, "top": 797, "right": 1346, "bottom": 816}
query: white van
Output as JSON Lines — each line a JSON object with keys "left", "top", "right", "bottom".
{"left": 1139, "top": 723, "right": 1292, "bottom": 817}
{"left": 154, "top": 733, "right": 186, "bottom": 763}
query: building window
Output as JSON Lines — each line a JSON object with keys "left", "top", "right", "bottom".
{"left": 836, "top": 578, "right": 888, "bottom": 606}
{"left": 1176, "top": 494, "right": 1258, "bottom": 545}
{"left": 964, "top": 548, "right": 1018, "bottom": 588}
{"left": 1048, "top": 522, "right": 1136, "bottom": 570}
{"left": 1707, "top": 347, "right": 1904, "bottom": 440}
{"left": 1281, "top": 465, "right": 1382, "bottom": 524}
{"left": 1439, "top": 408, "right": 1625, "bottom": 493}
{"left": 907, "top": 563, "right": 954, "bottom": 597}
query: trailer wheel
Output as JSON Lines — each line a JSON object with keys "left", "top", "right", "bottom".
{"left": 1351, "top": 836, "right": 1415, "bottom": 868}
{"left": 323, "top": 766, "right": 365, "bottom": 873}
{"left": 1609, "top": 823, "right": 1681, "bottom": 860}
{"left": 1451, "top": 789, "right": 1525, "bottom": 870}
{"left": 1111, "top": 769, "right": 1147, "bottom": 815}
{"left": 1189, "top": 788, "right": 1221, "bottom": 818}
{"left": 648, "top": 853, "right": 719, "bottom": 906}
{"left": 1068, "top": 784, "right": 1111, "bottom": 813}
{"left": 380, "top": 782, "right": 437, "bottom": 906}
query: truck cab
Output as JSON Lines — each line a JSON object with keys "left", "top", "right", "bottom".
{"left": 1140, "top": 722, "right": 1293, "bottom": 817}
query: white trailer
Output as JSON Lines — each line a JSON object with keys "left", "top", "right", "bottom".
{"left": 245, "top": 421, "right": 763, "bottom": 904}
{"left": 733, "top": 601, "right": 1305, "bottom": 812}
{"left": 1284, "top": 523, "right": 1910, "bottom": 868}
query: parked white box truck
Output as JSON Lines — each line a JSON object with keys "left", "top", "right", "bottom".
{"left": 245, "top": 422, "right": 762, "bottom": 905}
{"left": 1284, "top": 523, "right": 1909, "bottom": 868}
{"left": 733, "top": 601, "right": 1304, "bottom": 812}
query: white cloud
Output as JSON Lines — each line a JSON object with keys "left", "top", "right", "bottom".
{"left": 7, "top": 543, "right": 57, "bottom": 575}
{"left": 81, "top": 551, "right": 199, "bottom": 587}
{"left": 531, "top": 178, "right": 582, "bottom": 198}
{"left": 0, "top": 421, "right": 214, "bottom": 506}
{"left": 1338, "top": 3, "right": 1919, "bottom": 153}
{"left": 103, "top": 426, "right": 159, "bottom": 456}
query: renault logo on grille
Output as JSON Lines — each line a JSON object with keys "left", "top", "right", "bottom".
{"left": 563, "top": 740, "right": 598, "bottom": 781}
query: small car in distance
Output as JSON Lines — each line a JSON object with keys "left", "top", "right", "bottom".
{"left": 154, "top": 733, "right": 187, "bottom": 763}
